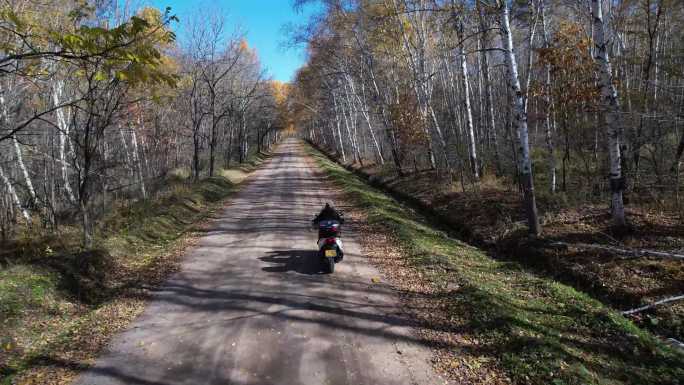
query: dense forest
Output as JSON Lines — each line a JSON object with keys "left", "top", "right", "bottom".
{"left": 0, "top": 0, "right": 286, "bottom": 247}
{"left": 292, "top": 0, "right": 684, "bottom": 235}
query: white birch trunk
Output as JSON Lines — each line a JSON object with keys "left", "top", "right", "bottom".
{"left": 0, "top": 164, "right": 31, "bottom": 225}
{"left": 340, "top": 91, "right": 358, "bottom": 163}
{"left": 540, "top": 0, "right": 557, "bottom": 193}
{"left": 368, "top": 59, "right": 402, "bottom": 169}
{"left": 592, "top": 0, "right": 627, "bottom": 227}
{"left": 344, "top": 84, "right": 363, "bottom": 164}
{"left": 119, "top": 127, "right": 134, "bottom": 194}
{"left": 332, "top": 92, "right": 347, "bottom": 162}
{"left": 12, "top": 135, "right": 37, "bottom": 206}
{"left": 522, "top": 0, "right": 539, "bottom": 113}
{"left": 348, "top": 71, "right": 384, "bottom": 164}
{"left": 457, "top": 18, "right": 479, "bottom": 179}
{"left": 130, "top": 128, "right": 147, "bottom": 199}
{"left": 53, "top": 81, "right": 77, "bottom": 204}
{"left": 499, "top": 0, "right": 540, "bottom": 235}
{"left": 391, "top": 0, "right": 438, "bottom": 168}
{"left": 0, "top": 81, "right": 38, "bottom": 209}
{"left": 477, "top": 3, "right": 501, "bottom": 172}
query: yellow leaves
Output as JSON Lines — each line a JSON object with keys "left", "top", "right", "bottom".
{"left": 536, "top": 20, "right": 599, "bottom": 108}
{"left": 389, "top": 89, "right": 428, "bottom": 146}
{"left": 0, "top": 8, "right": 25, "bottom": 31}
{"left": 159, "top": 55, "right": 180, "bottom": 74}
{"left": 138, "top": 7, "right": 164, "bottom": 25}
{"left": 267, "top": 80, "right": 295, "bottom": 131}
{"left": 270, "top": 80, "right": 289, "bottom": 105}
{"left": 136, "top": 6, "right": 176, "bottom": 48}
{"left": 236, "top": 38, "right": 260, "bottom": 66}
{"left": 114, "top": 71, "right": 129, "bottom": 81}
{"left": 60, "top": 33, "right": 84, "bottom": 50}
{"left": 239, "top": 39, "right": 250, "bottom": 53}
{"left": 125, "top": 52, "right": 141, "bottom": 63}
{"left": 0, "top": 2, "right": 175, "bottom": 92}
{"left": 94, "top": 71, "right": 108, "bottom": 82}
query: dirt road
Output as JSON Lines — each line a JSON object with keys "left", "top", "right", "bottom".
{"left": 75, "top": 139, "right": 444, "bottom": 385}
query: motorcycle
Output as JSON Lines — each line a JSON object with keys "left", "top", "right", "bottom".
{"left": 315, "top": 219, "right": 344, "bottom": 273}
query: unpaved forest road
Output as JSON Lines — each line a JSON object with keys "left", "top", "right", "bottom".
{"left": 75, "top": 139, "right": 444, "bottom": 385}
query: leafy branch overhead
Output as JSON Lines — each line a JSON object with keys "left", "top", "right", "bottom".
{"left": 0, "top": 4, "right": 178, "bottom": 87}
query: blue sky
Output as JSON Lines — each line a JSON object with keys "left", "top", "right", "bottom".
{"left": 149, "top": 0, "right": 318, "bottom": 82}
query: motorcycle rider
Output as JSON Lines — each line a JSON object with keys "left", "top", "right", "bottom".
{"left": 312, "top": 203, "right": 344, "bottom": 224}
{"left": 313, "top": 203, "right": 344, "bottom": 259}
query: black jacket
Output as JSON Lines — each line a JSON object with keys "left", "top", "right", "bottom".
{"left": 313, "top": 204, "right": 344, "bottom": 224}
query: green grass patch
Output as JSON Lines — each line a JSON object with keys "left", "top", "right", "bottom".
{"left": 0, "top": 266, "right": 58, "bottom": 321}
{"left": 307, "top": 145, "right": 684, "bottom": 385}
{"left": 102, "top": 176, "right": 236, "bottom": 255}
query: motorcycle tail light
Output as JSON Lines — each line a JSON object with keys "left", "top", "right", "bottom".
{"left": 325, "top": 237, "right": 337, "bottom": 245}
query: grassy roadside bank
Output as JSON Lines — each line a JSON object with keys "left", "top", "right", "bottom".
{"left": 307, "top": 142, "right": 684, "bottom": 344}
{"left": 0, "top": 153, "right": 269, "bottom": 385}
{"left": 306, "top": 143, "right": 684, "bottom": 385}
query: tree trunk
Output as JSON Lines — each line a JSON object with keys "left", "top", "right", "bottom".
{"left": 540, "top": 0, "right": 557, "bottom": 193}
{"left": 209, "top": 121, "right": 217, "bottom": 177}
{"left": 477, "top": 2, "right": 501, "bottom": 174}
{"left": 456, "top": 17, "right": 479, "bottom": 179}
{"left": 522, "top": 0, "right": 539, "bottom": 114}
{"left": 0, "top": 164, "right": 31, "bottom": 225}
{"left": 391, "top": 0, "right": 438, "bottom": 169}
{"left": 350, "top": 74, "right": 384, "bottom": 164}
{"left": 672, "top": 128, "right": 684, "bottom": 173}
{"left": 80, "top": 198, "right": 92, "bottom": 248}
{"left": 12, "top": 135, "right": 37, "bottom": 206}
{"left": 632, "top": 0, "right": 663, "bottom": 186}
{"left": 130, "top": 128, "right": 147, "bottom": 199}
{"left": 240, "top": 113, "right": 248, "bottom": 163}
{"left": 592, "top": 0, "right": 627, "bottom": 228}
{"left": 367, "top": 55, "right": 402, "bottom": 172}
{"left": 53, "top": 82, "right": 77, "bottom": 204}
{"left": 332, "top": 92, "right": 347, "bottom": 162}
{"left": 499, "top": 0, "right": 541, "bottom": 236}
{"left": 192, "top": 128, "right": 201, "bottom": 182}
{"left": 227, "top": 119, "right": 235, "bottom": 167}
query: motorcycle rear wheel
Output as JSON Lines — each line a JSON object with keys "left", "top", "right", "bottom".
{"left": 325, "top": 257, "right": 335, "bottom": 274}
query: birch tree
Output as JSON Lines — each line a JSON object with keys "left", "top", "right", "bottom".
{"left": 592, "top": 0, "right": 627, "bottom": 227}
{"left": 453, "top": 2, "right": 479, "bottom": 179}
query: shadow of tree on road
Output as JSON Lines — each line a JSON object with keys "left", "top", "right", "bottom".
{"left": 259, "top": 249, "right": 323, "bottom": 275}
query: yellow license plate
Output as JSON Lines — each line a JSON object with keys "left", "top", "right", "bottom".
{"left": 325, "top": 250, "right": 337, "bottom": 257}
